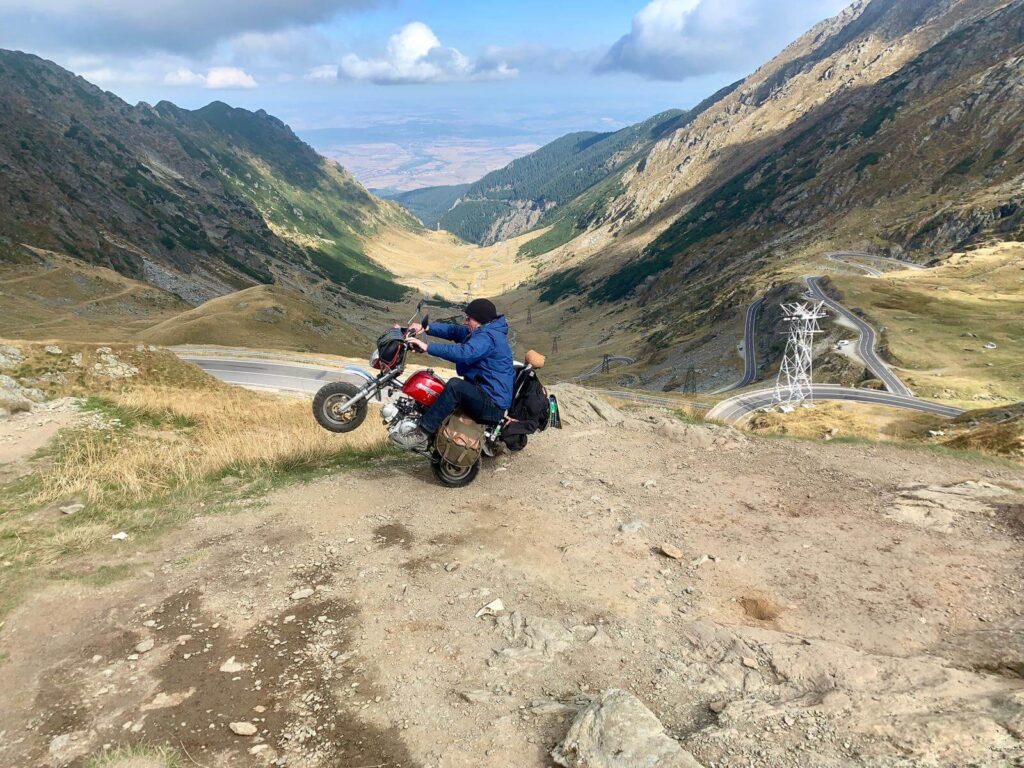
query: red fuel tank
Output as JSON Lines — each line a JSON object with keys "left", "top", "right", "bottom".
{"left": 402, "top": 370, "right": 445, "bottom": 407}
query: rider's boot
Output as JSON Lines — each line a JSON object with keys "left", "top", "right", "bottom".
{"left": 391, "top": 423, "right": 430, "bottom": 450}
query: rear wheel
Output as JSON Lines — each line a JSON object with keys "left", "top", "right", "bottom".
{"left": 312, "top": 381, "right": 368, "bottom": 433}
{"left": 431, "top": 454, "right": 480, "bottom": 488}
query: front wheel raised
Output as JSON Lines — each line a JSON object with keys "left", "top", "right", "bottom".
{"left": 312, "top": 381, "right": 368, "bottom": 433}
{"left": 431, "top": 455, "right": 480, "bottom": 488}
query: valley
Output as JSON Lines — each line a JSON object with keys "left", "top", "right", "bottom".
{"left": 1, "top": 0, "right": 1023, "bottom": 766}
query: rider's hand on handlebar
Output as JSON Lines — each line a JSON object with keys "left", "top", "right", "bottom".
{"left": 407, "top": 322, "right": 425, "bottom": 335}
{"left": 406, "top": 337, "right": 428, "bottom": 353}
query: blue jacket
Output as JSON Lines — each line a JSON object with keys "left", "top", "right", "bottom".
{"left": 426, "top": 316, "right": 514, "bottom": 409}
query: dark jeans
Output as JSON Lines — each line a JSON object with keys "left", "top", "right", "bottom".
{"left": 420, "top": 377, "right": 505, "bottom": 434}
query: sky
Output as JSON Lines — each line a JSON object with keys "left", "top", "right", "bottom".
{"left": 0, "top": 0, "right": 851, "bottom": 189}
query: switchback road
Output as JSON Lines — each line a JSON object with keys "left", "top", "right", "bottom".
{"left": 805, "top": 276, "right": 914, "bottom": 397}
{"left": 708, "top": 385, "right": 963, "bottom": 425}
{"left": 715, "top": 297, "right": 766, "bottom": 393}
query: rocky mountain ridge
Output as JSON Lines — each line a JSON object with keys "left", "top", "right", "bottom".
{"left": 515, "top": 0, "right": 1022, "bottom": 376}
{"left": 0, "top": 50, "right": 413, "bottom": 305}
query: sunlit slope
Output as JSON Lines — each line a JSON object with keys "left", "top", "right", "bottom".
{"left": 139, "top": 285, "right": 371, "bottom": 356}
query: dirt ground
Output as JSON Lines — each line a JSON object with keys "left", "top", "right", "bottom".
{"left": 2, "top": 392, "right": 1024, "bottom": 767}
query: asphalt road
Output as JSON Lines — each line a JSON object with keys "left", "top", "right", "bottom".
{"left": 574, "top": 355, "right": 637, "bottom": 382}
{"left": 715, "top": 297, "right": 766, "bottom": 393}
{"left": 805, "top": 276, "right": 914, "bottom": 397}
{"left": 826, "top": 251, "right": 926, "bottom": 276}
{"left": 177, "top": 353, "right": 963, "bottom": 428}
{"left": 179, "top": 356, "right": 364, "bottom": 394}
{"left": 708, "top": 384, "right": 963, "bottom": 424}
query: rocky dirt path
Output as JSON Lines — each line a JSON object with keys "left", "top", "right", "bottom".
{"left": 2, "top": 392, "right": 1024, "bottom": 767}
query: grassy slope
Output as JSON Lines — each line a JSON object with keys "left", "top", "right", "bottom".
{"left": 825, "top": 243, "right": 1024, "bottom": 406}
{"left": 139, "top": 284, "right": 371, "bottom": 356}
{"left": 364, "top": 225, "right": 547, "bottom": 302}
{"left": 0, "top": 247, "right": 189, "bottom": 341}
{"left": 0, "top": 52, "right": 415, "bottom": 303}
{"left": 0, "top": 342, "right": 394, "bottom": 617}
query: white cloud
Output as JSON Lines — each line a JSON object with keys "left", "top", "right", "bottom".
{"left": 338, "top": 22, "right": 516, "bottom": 85}
{"left": 305, "top": 64, "right": 340, "bottom": 83}
{"left": 0, "top": 0, "right": 377, "bottom": 54}
{"left": 163, "top": 66, "right": 258, "bottom": 89}
{"left": 598, "top": 0, "right": 849, "bottom": 81}
{"left": 205, "top": 66, "right": 258, "bottom": 89}
{"left": 164, "top": 67, "right": 207, "bottom": 86}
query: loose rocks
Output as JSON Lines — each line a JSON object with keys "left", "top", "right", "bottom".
{"left": 547, "top": 384, "right": 626, "bottom": 427}
{"left": 229, "top": 722, "right": 258, "bottom": 736}
{"left": 660, "top": 543, "right": 684, "bottom": 560}
{"left": 0, "top": 344, "right": 24, "bottom": 370}
{"left": 551, "top": 688, "right": 703, "bottom": 767}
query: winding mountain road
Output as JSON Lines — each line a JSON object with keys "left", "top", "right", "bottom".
{"left": 574, "top": 355, "right": 637, "bottom": 382}
{"left": 805, "top": 276, "right": 914, "bottom": 397}
{"left": 826, "top": 251, "right": 926, "bottom": 276}
{"left": 708, "top": 385, "right": 963, "bottom": 424}
{"left": 715, "top": 297, "right": 766, "bottom": 393}
{"left": 176, "top": 352, "right": 962, "bottom": 429}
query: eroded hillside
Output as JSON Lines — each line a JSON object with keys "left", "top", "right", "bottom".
{"left": 0, "top": 50, "right": 414, "bottom": 305}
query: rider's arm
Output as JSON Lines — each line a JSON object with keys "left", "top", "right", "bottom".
{"left": 427, "top": 332, "right": 493, "bottom": 365}
{"left": 425, "top": 322, "right": 469, "bottom": 343}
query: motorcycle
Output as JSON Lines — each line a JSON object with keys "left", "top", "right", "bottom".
{"left": 311, "top": 304, "right": 553, "bottom": 488}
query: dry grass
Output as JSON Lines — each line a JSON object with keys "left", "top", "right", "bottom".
{"left": 37, "top": 385, "right": 387, "bottom": 506}
{"left": 0, "top": 378, "right": 390, "bottom": 582}
{"left": 819, "top": 243, "right": 1024, "bottom": 406}
{"left": 365, "top": 224, "right": 544, "bottom": 301}
{"left": 138, "top": 284, "right": 371, "bottom": 356}
{"left": 85, "top": 744, "right": 183, "bottom": 768}
{"left": 0, "top": 250, "right": 187, "bottom": 342}
{"left": 745, "top": 400, "right": 937, "bottom": 441}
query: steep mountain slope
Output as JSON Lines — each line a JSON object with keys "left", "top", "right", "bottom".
{"left": 0, "top": 50, "right": 414, "bottom": 305}
{"left": 403, "top": 110, "right": 688, "bottom": 246}
{"left": 386, "top": 183, "right": 471, "bottom": 229}
{"left": 517, "top": 0, "right": 1020, "bottom": 384}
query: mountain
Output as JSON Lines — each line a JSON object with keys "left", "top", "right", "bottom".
{"left": 0, "top": 50, "right": 415, "bottom": 304}
{"left": 386, "top": 183, "right": 471, "bottom": 229}
{"left": 517, "top": 0, "right": 1022, "bottom": 372}
{"left": 396, "top": 110, "right": 689, "bottom": 246}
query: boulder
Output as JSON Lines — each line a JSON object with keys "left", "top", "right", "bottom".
{"left": 552, "top": 688, "right": 702, "bottom": 768}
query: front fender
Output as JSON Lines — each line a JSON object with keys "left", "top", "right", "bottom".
{"left": 341, "top": 365, "right": 376, "bottom": 383}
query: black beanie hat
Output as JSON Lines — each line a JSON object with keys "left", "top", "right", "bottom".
{"left": 465, "top": 298, "right": 498, "bottom": 325}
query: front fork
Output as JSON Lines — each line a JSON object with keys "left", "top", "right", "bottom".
{"left": 334, "top": 367, "right": 396, "bottom": 413}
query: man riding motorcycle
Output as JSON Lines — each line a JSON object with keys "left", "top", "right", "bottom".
{"left": 396, "top": 298, "right": 514, "bottom": 449}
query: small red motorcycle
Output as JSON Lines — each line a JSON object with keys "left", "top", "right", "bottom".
{"left": 312, "top": 305, "right": 554, "bottom": 487}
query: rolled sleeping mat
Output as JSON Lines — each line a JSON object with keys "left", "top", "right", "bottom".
{"left": 525, "top": 349, "right": 546, "bottom": 368}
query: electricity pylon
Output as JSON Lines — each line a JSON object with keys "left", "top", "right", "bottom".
{"left": 682, "top": 367, "right": 697, "bottom": 396}
{"left": 774, "top": 301, "right": 826, "bottom": 409}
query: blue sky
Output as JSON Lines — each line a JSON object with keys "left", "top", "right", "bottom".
{"left": 0, "top": 0, "right": 850, "bottom": 186}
